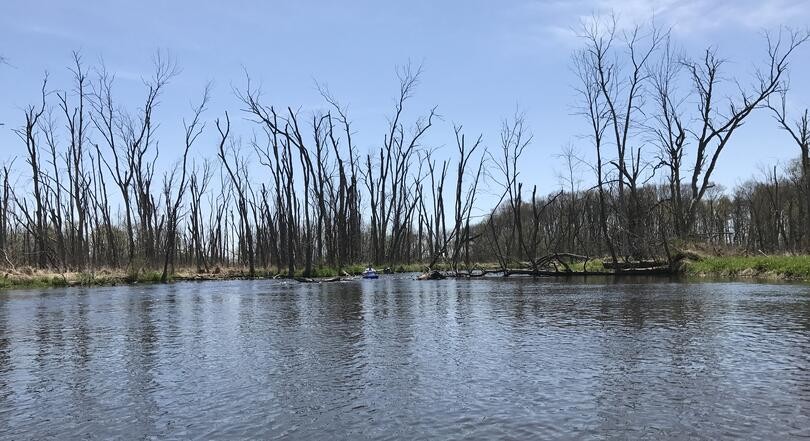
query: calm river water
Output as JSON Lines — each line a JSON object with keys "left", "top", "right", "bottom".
{"left": 1, "top": 276, "right": 809, "bottom": 439}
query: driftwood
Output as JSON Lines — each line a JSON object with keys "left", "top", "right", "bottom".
{"left": 420, "top": 265, "right": 676, "bottom": 279}
{"left": 294, "top": 276, "right": 345, "bottom": 283}
{"left": 601, "top": 261, "right": 668, "bottom": 270}
{"left": 504, "top": 267, "right": 674, "bottom": 277}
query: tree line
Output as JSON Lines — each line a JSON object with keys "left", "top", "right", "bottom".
{"left": 1, "top": 20, "right": 809, "bottom": 279}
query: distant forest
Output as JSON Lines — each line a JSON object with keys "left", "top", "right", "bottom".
{"left": 1, "top": 20, "right": 809, "bottom": 279}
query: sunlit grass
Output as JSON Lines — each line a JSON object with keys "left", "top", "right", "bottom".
{"left": 684, "top": 255, "right": 810, "bottom": 280}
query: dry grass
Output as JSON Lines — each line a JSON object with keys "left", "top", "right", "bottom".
{"left": 0, "top": 263, "right": 426, "bottom": 289}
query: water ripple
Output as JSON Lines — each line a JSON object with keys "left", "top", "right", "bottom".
{"left": 0, "top": 278, "right": 809, "bottom": 439}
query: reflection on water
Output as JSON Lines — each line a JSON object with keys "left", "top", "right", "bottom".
{"left": 0, "top": 277, "right": 809, "bottom": 439}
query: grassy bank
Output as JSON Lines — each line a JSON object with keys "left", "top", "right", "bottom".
{"left": 682, "top": 255, "right": 810, "bottom": 281}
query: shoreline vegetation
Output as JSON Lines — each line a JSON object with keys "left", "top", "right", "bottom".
{"left": 2, "top": 21, "right": 810, "bottom": 290}
{"left": 4, "top": 253, "right": 810, "bottom": 290}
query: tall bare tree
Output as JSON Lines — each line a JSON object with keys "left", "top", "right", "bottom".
{"left": 768, "top": 88, "right": 810, "bottom": 250}
{"left": 161, "top": 84, "right": 209, "bottom": 281}
{"left": 678, "top": 29, "right": 808, "bottom": 235}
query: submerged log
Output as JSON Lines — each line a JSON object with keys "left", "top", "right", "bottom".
{"left": 294, "top": 276, "right": 344, "bottom": 283}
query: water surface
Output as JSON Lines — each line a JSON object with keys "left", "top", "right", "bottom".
{"left": 1, "top": 277, "right": 809, "bottom": 439}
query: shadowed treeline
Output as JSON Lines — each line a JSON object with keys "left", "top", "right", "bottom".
{"left": 1, "top": 19, "right": 809, "bottom": 280}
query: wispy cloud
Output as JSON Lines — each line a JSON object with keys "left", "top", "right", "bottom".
{"left": 15, "top": 23, "right": 80, "bottom": 41}
{"left": 509, "top": 0, "right": 810, "bottom": 46}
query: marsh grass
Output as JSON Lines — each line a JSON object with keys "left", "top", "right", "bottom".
{"left": 566, "top": 259, "right": 605, "bottom": 272}
{"left": 0, "top": 263, "right": 431, "bottom": 290}
{"left": 5, "top": 255, "right": 809, "bottom": 290}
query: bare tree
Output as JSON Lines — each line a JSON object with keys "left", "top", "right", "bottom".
{"left": 13, "top": 76, "right": 48, "bottom": 268}
{"left": 578, "top": 16, "right": 664, "bottom": 259}
{"left": 216, "top": 112, "right": 256, "bottom": 276}
{"left": 650, "top": 36, "right": 688, "bottom": 238}
{"left": 449, "top": 126, "right": 485, "bottom": 271}
{"left": 679, "top": 29, "right": 808, "bottom": 235}
{"left": 161, "top": 84, "right": 209, "bottom": 281}
{"left": 574, "top": 47, "right": 620, "bottom": 270}
{"left": 768, "top": 88, "right": 810, "bottom": 250}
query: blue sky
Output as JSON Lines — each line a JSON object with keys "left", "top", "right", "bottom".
{"left": 1, "top": 0, "right": 809, "bottom": 199}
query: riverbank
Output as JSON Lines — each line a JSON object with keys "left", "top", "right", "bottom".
{"left": 681, "top": 255, "right": 810, "bottom": 282}
{"left": 3, "top": 256, "right": 810, "bottom": 289}
{"left": 0, "top": 264, "right": 430, "bottom": 290}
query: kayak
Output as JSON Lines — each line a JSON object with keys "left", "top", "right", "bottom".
{"left": 362, "top": 268, "right": 379, "bottom": 279}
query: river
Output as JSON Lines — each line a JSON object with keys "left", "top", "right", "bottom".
{"left": 1, "top": 276, "right": 809, "bottom": 439}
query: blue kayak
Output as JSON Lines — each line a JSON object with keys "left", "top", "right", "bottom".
{"left": 362, "top": 268, "right": 379, "bottom": 279}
